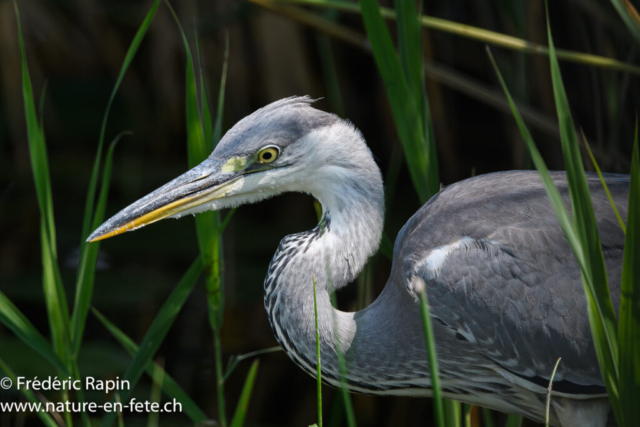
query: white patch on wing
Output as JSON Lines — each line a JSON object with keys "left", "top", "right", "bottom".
{"left": 423, "top": 237, "right": 474, "bottom": 275}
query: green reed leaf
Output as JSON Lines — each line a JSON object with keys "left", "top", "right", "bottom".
{"left": 443, "top": 399, "right": 461, "bottom": 427}
{"left": 15, "top": 1, "right": 70, "bottom": 368}
{"left": 487, "top": 4, "right": 624, "bottom": 419}
{"left": 166, "top": 5, "right": 231, "bottom": 425}
{"left": 416, "top": 280, "right": 445, "bottom": 427}
{"left": 213, "top": 34, "right": 229, "bottom": 146}
{"left": 76, "top": 0, "right": 162, "bottom": 361}
{"left": 229, "top": 360, "right": 260, "bottom": 427}
{"left": 506, "top": 414, "right": 523, "bottom": 427}
{"left": 489, "top": 42, "right": 622, "bottom": 420}
{"left": 582, "top": 131, "right": 626, "bottom": 233}
{"left": 618, "top": 123, "right": 640, "bottom": 426}
{"left": 546, "top": 6, "right": 620, "bottom": 418}
{"left": 80, "top": 0, "right": 162, "bottom": 245}
{"left": 73, "top": 133, "right": 126, "bottom": 356}
{"left": 358, "top": 0, "right": 434, "bottom": 203}
{"left": 609, "top": 0, "right": 640, "bottom": 47}
{"left": 313, "top": 276, "right": 323, "bottom": 427}
{"left": 14, "top": 2, "right": 56, "bottom": 251}
{"left": 0, "top": 290, "right": 69, "bottom": 375}
{"left": 545, "top": 358, "right": 562, "bottom": 427}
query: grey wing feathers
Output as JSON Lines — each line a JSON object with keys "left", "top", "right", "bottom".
{"left": 395, "top": 171, "right": 628, "bottom": 393}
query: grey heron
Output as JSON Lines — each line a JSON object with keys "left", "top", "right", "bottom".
{"left": 88, "top": 97, "right": 628, "bottom": 427}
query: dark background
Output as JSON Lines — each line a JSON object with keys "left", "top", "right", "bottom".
{"left": 0, "top": 0, "right": 638, "bottom": 426}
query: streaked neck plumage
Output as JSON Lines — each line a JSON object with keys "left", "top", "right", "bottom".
{"left": 263, "top": 122, "right": 390, "bottom": 389}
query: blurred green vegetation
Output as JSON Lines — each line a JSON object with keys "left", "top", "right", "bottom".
{"left": 1, "top": 0, "right": 639, "bottom": 426}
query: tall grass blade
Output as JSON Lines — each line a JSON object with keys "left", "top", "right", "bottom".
{"left": 618, "top": 124, "right": 640, "bottom": 426}
{"left": 213, "top": 34, "right": 229, "bottom": 145}
{"left": 582, "top": 131, "right": 626, "bottom": 233}
{"left": 223, "top": 347, "right": 280, "bottom": 380}
{"left": 75, "top": 0, "right": 161, "bottom": 360}
{"left": 75, "top": 0, "right": 162, "bottom": 369}
{"left": 218, "top": 208, "right": 237, "bottom": 234}
{"left": 358, "top": 0, "right": 434, "bottom": 203}
{"left": 40, "top": 220, "right": 70, "bottom": 363}
{"left": 229, "top": 360, "right": 260, "bottom": 427}
{"left": 325, "top": 254, "right": 356, "bottom": 427}
{"left": 14, "top": 1, "right": 57, "bottom": 250}
{"left": 166, "top": 5, "right": 230, "bottom": 425}
{"left": 18, "top": 41, "right": 73, "bottom": 427}
{"left": 0, "top": 291, "right": 69, "bottom": 375}
{"left": 147, "top": 358, "right": 164, "bottom": 427}
{"left": 330, "top": 290, "right": 357, "bottom": 427}
{"left": 378, "top": 235, "right": 393, "bottom": 259}
{"left": 463, "top": 404, "right": 472, "bottom": 427}
{"left": 73, "top": 133, "right": 126, "bottom": 355}
{"left": 356, "top": 263, "right": 373, "bottom": 310}
{"left": 399, "top": 0, "right": 451, "bottom": 396}
{"left": 489, "top": 43, "right": 622, "bottom": 421}
{"left": 609, "top": 0, "right": 640, "bottom": 47}
{"left": 415, "top": 280, "right": 445, "bottom": 427}
{"left": 80, "top": 0, "right": 162, "bottom": 244}
{"left": 481, "top": 408, "right": 494, "bottom": 427}
{"left": 0, "top": 357, "right": 60, "bottom": 427}
{"left": 395, "top": 0, "right": 421, "bottom": 107}
{"left": 546, "top": 6, "right": 621, "bottom": 417}
{"left": 15, "top": 1, "right": 71, "bottom": 366}
{"left": 183, "top": 36, "right": 206, "bottom": 167}
{"left": 196, "top": 32, "right": 214, "bottom": 153}
{"left": 421, "top": 85, "right": 439, "bottom": 198}
{"left": 37, "top": 80, "right": 47, "bottom": 133}
{"left": 545, "top": 358, "right": 562, "bottom": 427}
{"left": 101, "top": 258, "right": 203, "bottom": 427}
{"left": 506, "top": 414, "right": 523, "bottom": 427}
{"left": 443, "top": 399, "right": 461, "bottom": 427}
{"left": 209, "top": 32, "right": 231, "bottom": 334}
{"left": 395, "top": 0, "right": 439, "bottom": 199}
{"left": 115, "top": 395, "right": 124, "bottom": 427}
{"left": 166, "top": 0, "right": 227, "bottom": 329}
{"left": 487, "top": 49, "right": 582, "bottom": 279}
{"left": 92, "top": 308, "right": 209, "bottom": 423}
{"left": 488, "top": 5, "right": 625, "bottom": 418}
{"left": 313, "top": 276, "right": 323, "bottom": 427}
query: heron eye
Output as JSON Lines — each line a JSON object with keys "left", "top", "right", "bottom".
{"left": 258, "top": 146, "right": 279, "bottom": 164}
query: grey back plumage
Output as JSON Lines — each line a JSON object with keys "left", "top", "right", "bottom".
{"left": 395, "top": 171, "right": 627, "bottom": 393}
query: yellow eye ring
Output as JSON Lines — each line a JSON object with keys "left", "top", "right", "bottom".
{"left": 258, "top": 146, "right": 280, "bottom": 164}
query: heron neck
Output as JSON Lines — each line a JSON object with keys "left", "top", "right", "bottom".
{"left": 264, "top": 160, "right": 387, "bottom": 387}
{"left": 309, "top": 171, "right": 385, "bottom": 289}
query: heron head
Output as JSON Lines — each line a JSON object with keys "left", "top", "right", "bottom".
{"left": 87, "top": 96, "right": 379, "bottom": 242}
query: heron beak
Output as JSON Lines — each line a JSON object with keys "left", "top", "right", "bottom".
{"left": 86, "top": 157, "right": 246, "bottom": 242}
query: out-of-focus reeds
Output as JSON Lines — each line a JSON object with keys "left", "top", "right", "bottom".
{"left": 263, "top": 0, "right": 640, "bottom": 77}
